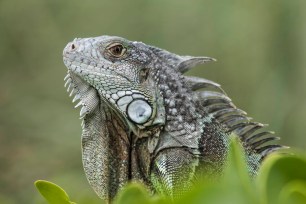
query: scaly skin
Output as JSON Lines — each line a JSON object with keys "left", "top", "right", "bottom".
{"left": 63, "top": 36, "right": 283, "bottom": 201}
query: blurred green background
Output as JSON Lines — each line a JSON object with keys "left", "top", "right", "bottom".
{"left": 0, "top": 0, "right": 305, "bottom": 203}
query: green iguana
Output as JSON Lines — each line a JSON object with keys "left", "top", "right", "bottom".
{"left": 63, "top": 36, "right": 283, "bottom": 201}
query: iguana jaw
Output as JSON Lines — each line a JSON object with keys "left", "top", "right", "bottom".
{"left": 64, "top": 67, "right": 165, "bottom": 139}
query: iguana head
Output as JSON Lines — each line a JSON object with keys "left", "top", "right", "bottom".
{"left": 63, "top": 36, "right": 168, "bottom": 134}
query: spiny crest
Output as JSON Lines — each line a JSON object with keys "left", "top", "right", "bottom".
{"left": 165, "top": 52, "right": 286, "bottom": 161}
{"left": 148, "top": 45, "right": 216, "bottom": 72}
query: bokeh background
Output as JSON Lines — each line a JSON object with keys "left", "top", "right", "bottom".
{"left": 0, "top": 0, "right": 305, "bottom": 203}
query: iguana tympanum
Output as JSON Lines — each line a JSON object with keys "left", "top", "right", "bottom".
{"left": 63, "top": 36, "right": 283, "bottom": 201}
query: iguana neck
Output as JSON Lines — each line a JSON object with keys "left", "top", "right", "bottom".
{"left": 150, "top": 58, "right": 204, "bottom": 154}
{"left": 81, "top": 102, "right": 130, "bottom": 200}
{"left": 81, "top": 93, "right": 163, "bottom": 199}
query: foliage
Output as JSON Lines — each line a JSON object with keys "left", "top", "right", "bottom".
{"left": 35, "top": 180, "right": 76, "bottom": 204}
{"left": 35, "top": 138, "right": 306, "bottom": 204}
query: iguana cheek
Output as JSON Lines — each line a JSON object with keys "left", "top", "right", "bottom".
{"left": 127, "top": 99, "right": 152, "bottom": 124}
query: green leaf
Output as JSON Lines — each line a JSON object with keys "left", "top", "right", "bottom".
{"left": 279, "top": 180, "right": 306, "bottom": 204}
{"left": 114, "top": 183, "right": 152, "bottom": 204}
{"left": 224, "top": 134, "right": 251, "bottom": 185}
{"left": 257, "top": 153, "right": 306, "bottom": 204}
{"left": 222, "top": 134, "right": 258, "bottom": 203}
{"left": 34, "top": 180, "right": 75, "bottom": 204}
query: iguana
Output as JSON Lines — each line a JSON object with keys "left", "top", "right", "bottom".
{"left": 62, "top": 35, "right": 283, "bottom": 201}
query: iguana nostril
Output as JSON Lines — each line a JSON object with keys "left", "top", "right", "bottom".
{"left": 71, "top": 43, "right": 76, "bottom": 50}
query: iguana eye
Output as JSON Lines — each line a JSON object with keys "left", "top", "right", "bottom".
{"left": 107, "top": 43, "right": 126, "bottom": 57}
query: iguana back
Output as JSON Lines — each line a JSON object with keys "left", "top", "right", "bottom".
{"left": 62, "top": 36, "right": 283, "bottom": 201}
